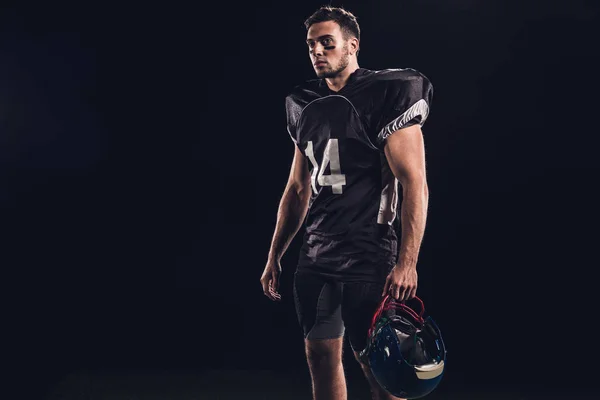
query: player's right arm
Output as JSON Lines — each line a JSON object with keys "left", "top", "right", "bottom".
{"left": 260, "top": 144, "right": 312, "bottom": 301}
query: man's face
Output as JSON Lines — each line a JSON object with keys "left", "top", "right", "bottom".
{"left": 306, "top": 21, "right": 350, "bottom": 79}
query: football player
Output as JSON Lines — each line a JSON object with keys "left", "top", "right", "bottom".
{"left": 260, "top": 6, "right": 432, "bottom": 400}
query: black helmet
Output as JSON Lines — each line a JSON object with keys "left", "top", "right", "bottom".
{"left": 359, "top": 295, "right": 447, "bottom": 399}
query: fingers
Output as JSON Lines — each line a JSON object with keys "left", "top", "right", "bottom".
{"left": 387, "top": 283, "right": 417, "bottom": 301}
{"left": 383, "top": 275, "right": 402, "bottom": 300}
{"left": 270, "top": 270, "right": 281, "bottom": 301}
{"left": 386, "top": 283, "right": 400, "bottom": 300}
{"left": 260, "top": 276, "right": 273, "bottom": 300}
{"left": 260, "top": 278, "right": 272, "bottom": 300}
{"left": 396, "top": 285, "right": 406, "bottom": 301}
{"left": 381, "top": 277, "right": 391, "bottom": 297}
{"left": 272, "top": 273, "right": 279, "bottom": 293}
{"left": 408, "top": 286, "right": 417, "bottom": 301}
{"left": 260, "top": 275, "right": 281, "bottom": 302}
{"left": 269, "top": 280, "right": 281, "bottom": 301}
{"left": 399, "top": 285, "right": 417, "bottom": 301}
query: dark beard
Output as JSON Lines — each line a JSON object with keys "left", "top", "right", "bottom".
{"left": 316, "top": 46, "right": 350, "bottom": 79}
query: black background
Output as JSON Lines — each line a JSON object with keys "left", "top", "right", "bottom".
{"left": 2, "top": 0, "right": 599, "bottom": 398}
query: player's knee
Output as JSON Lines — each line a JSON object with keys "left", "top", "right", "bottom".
{"left": 305, "top": 338, "right": 343, "bottom": 368}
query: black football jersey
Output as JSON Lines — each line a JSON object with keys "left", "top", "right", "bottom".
{"left": 285, "top": 68, "right": 433, "bottom": 282}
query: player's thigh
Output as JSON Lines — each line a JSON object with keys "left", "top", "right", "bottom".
{"left": 341, "top": 280, "right": 386, "bottom": 354}
{"left": 293, "top": 272, "right": 344, "bottom": 342}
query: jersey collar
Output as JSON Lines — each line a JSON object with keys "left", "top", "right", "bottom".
{"left": 319, "top": 67, "right": 369, "bottom": 95}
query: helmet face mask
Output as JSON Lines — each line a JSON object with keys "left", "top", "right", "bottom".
{"left": 361, "top": 296, "right": 447, "bottom": 399}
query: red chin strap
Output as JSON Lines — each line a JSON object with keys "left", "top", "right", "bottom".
{"left": 368, "top": 295, "right": 426, "bottom": 338}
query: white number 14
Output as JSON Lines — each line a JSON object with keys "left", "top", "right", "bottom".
{"left": 305, "top": 139, "right": 347, "bottom": 194}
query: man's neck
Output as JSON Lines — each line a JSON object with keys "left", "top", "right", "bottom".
{"left": 325, "top": 63, "right": 360, "bottom": 92}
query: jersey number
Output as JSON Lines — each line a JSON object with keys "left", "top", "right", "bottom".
{"left": 305, "top": 139, "right": 346, "bottom": 194}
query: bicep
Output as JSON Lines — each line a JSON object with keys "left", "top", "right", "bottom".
{"left": 383, "top": 124, "right": 427, "bottom": 186}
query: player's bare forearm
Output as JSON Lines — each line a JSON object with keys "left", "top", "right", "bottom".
{"left": 267, "top": 184, "right": 311, "bottom": 264}
{"left": 396, "top": 180, "right": 428, "bottom": 270}
{"left": 383, "top": 124, "right": 429, "bottom": 271}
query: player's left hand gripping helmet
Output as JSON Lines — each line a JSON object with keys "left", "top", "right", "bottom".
{"left": 359, "top": 295, "right": 447, "bottom": 399}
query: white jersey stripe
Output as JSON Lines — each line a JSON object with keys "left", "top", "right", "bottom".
{"left": 378, "top": 99, "right": 429, "bottom": 142}
{"left": 378, "top": 162, "right": 399, "bottom": 225}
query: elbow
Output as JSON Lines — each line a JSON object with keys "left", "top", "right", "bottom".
{"left": 290, "top": 182, "right": 312, "bottom": 202}
{"left": 296, "top": 186, "right": 312, "bottom": 202}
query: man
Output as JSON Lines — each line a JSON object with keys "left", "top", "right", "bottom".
{"left": 260, "top": 6, "right": 432, "bottom": 400}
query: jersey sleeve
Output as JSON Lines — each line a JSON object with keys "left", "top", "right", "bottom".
{"left": 285, "top": 93, "right": 303, "bottom": 144}
{"left": 376, "top": 71, "right": 433, "bottom": 148}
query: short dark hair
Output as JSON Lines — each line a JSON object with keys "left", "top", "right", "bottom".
{"left": 304, "top": 6, "right": 360, "bottom": 42}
